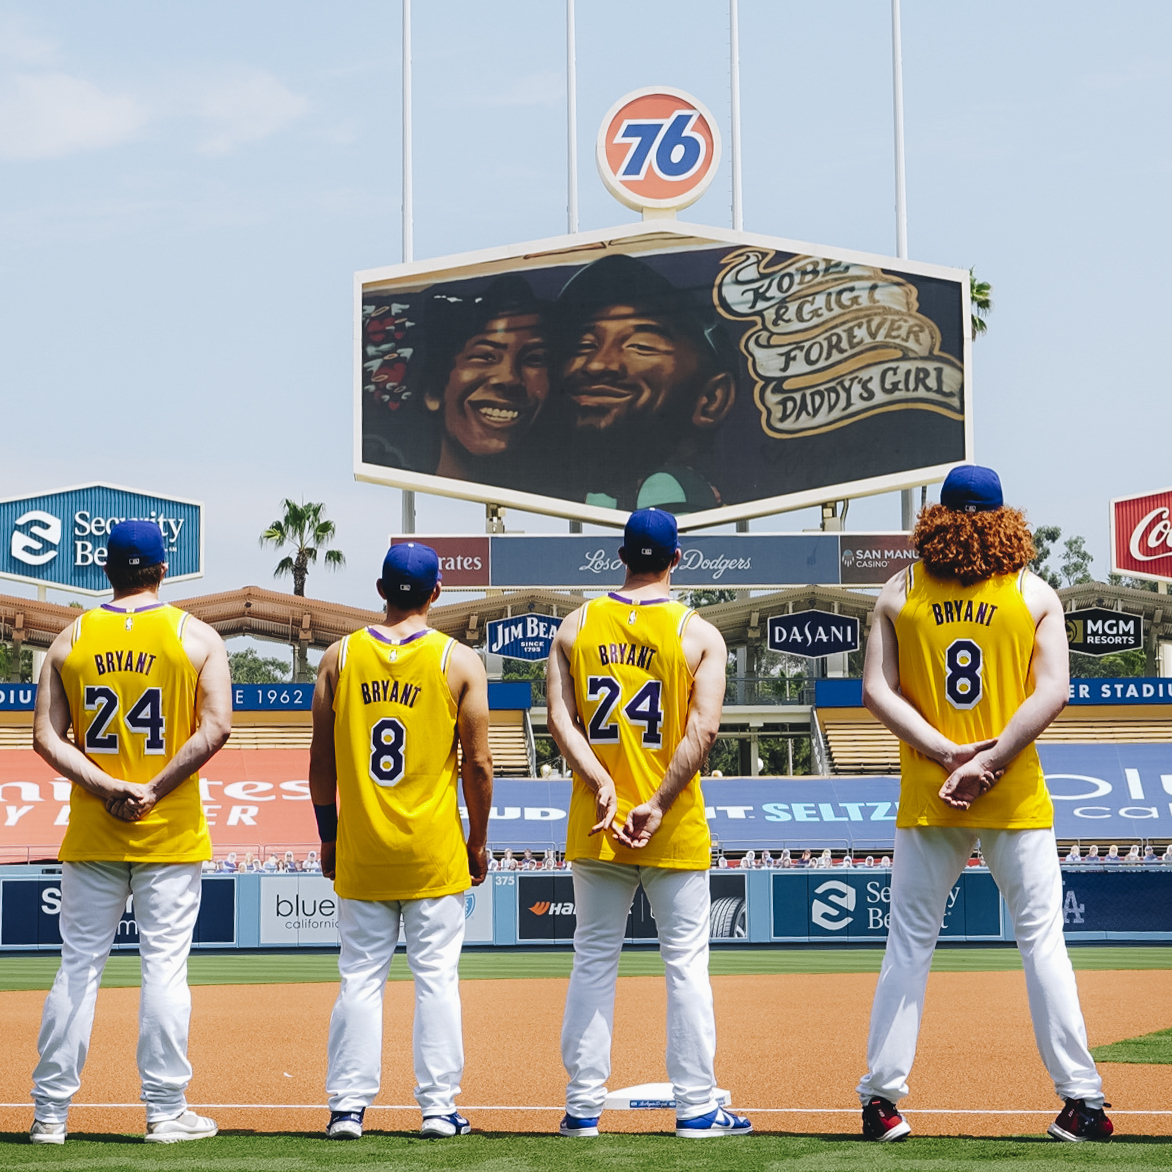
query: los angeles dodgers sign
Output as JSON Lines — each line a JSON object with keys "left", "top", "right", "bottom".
{"left": 596, "top": 87, "right": 721, "bottom": 213}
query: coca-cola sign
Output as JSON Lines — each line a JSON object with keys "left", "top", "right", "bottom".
{"left": 1112, "top": 488, "right": 1172, "bottom": 583}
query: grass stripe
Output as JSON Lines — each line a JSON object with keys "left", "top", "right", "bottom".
{"left": 1093, "top": 1026, "right": 1172, "bottom": 1065}
{"left": 1, "top": 946, "right": 1171, "bottom": 992}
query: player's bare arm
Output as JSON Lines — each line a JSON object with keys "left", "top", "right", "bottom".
{"left": 33, "top": 629, "right": 147, "bottom": 805}
{"left": 863, "top": 570, "right": 997, "bottom": 775}
{"left": 107, "top": 617, "right": 232, "bottom": 822}
{"left": 308, "top": 642, "right": 342, "bottom": 879}
{"left": 448, "top": 641, "right": 493, "bottom": 887}
{"left": 939, "top": 572, "right": 1069, "bottom": 810}
{"left": 613, "top": 613, "right": 724, "bottom": 850}
{"left": 547, "top": 608, "right": 620, "bottom": 835}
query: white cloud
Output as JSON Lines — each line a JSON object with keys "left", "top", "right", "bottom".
{"left": 197, "top": 71, "right": 308, "bottom": 155}
{"left": 0, "top": 72, "right": 147, "bottom": 160}
{"left": 0, "top": 16, "right": 59, "bottom": 66}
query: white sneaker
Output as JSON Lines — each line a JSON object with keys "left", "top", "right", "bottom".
{"left": 421, "top": 1111, "right": 471, "bottom": 1137}
{"left": 144, "top": 1110, "right": 218, "bottom": 1143}
{"left": 29, "top": 1120, "right": 67, "bottom": 1144}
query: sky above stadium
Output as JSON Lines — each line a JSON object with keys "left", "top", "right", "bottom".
{"left": 1, "top": 0, "right": 1169, "bottom": 615}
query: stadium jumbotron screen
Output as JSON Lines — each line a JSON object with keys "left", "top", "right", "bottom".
{"left": 355, "top": 222, "right": 972, "bottom": 529}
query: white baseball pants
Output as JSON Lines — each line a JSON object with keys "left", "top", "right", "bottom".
{"left": 562, "top": 859, "right": 718, "bottom": 1121}
{"left": 857, "top": 826, "right": 1104, "bottom": 1107}
{"left": 32, "top": 861, "right": 203, "bottom": 1124}
{"left": 327, "top": 893, "right": 466, "bottom": 1116}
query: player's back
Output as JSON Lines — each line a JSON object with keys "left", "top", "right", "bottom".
{"left": 59, "top": 602, "right": 208, "bottom": 862}
{"left": 332, "top": 626, "right": 468, "bottom": 900}
{"left": 566, "top": 593, "right": 709, "bottom": 869}
{"left": 894, "top": 563, "right": 1051, "bottom": 828}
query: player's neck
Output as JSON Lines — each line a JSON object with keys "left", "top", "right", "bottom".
{"left": 105, "top": 587, "right": 162, "bottom": 611}
{"left": 372, "top": 607, "right": 430, "bottom": 642}
{"left": 615, "top": 570, "right": 673, "bottom": 602}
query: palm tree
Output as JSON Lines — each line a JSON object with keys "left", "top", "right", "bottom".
{"left": 969, "top": 269, "right": 993, "bottom": 339}
{"left": 260, "top": 500, "right": 345, "bottom": 680}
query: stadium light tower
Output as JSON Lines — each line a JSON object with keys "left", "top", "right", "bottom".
{"left": 401, "top": 0, "right": 415, "bottom": 534}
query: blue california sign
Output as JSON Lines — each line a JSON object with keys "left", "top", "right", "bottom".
{"left": 767, "top": 609, "right": 859, "bottom": 657}
{"left": 485, "top": 613, "right": 562, "bottom": 662}
{"left": 0, "top": 483, "right": 203, "bottom": 595}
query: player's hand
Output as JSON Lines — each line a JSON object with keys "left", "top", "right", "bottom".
{"left": 939, "top": 756, "right": 1003, "bottom": 810}
{"left": 613, "top": 800, "right": 664, "bottom": 849}
{"left": 104, "top": 782, "right": 152, "bottom": 821}
{"left": 589, "top": 779, "right": 619, "bottom": 836}
{"left": 467, "top": 842, "right": 489, "bottom": 887}
{"left": 321, "top": 841, "right": 337, "bottom": 880}
{"left": 939, "top": 738, "right": 998, "bottom": 774}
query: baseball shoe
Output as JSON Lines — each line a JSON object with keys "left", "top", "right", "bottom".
{"left": 421, "top": 1112, "right": 471, "bottom": 1138}
{"left": 559, "top": 1113, "right": 600, "bottom": 1137}
{"left": 1048, "top": 1098, "right": 1113, "bottom": 1142}
{"left": 861, "top": 1096, "right": 911, "bottom": 1142}
{"left": 144, "top": 1110, "right": 218, "bottom": 1143}
{"left": 326, "top": 1109, "right": 365, "bottom": 1140}
{"left": 29, "top": 1120, "right": 67, "bottom": 1144}
{"left": 675, "top": 1106, "right": 753, "bottom": 1137}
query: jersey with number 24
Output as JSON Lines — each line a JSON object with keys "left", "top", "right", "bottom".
{"left": 894, "top": 564, "right": 1052, "bottom": 829}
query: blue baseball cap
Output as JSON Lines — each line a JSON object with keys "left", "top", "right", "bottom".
{"left": 940, "top": 465, "right": 1003, "bottom": 513}
{"left": 382, "top": 542, "right": 441, "bottom": 597}
{"left": 106, "top": 520, "right": 167, "bottom": 568}
{"left": 623, "top": 508, "right": 679, "bottom": 560}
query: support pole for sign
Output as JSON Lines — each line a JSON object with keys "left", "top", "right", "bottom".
{"left": 729, "top": 0, "right": 743, "bottom": 232}
{"left": 32, "top": 585, "right": 46, "bottom": 682}
{"left": 566, "top": 0, "right": 578, "bottom": 235}
{"left": 401, "top": 0, "right": 416, "bottom": 535}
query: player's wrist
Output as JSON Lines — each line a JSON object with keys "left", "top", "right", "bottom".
{"left": 313, "top": 802, "right": 338, "bottom": 842}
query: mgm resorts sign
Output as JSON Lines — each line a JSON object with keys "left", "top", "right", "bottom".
{"left": 1065, "top": 608, "right": 1143, "bottom": 657}
{"left": 0, "top": 484, "right": 203, "bottom": 595}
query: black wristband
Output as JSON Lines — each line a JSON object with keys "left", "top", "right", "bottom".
{"left": 313, "top": 803, "right": 338, "bottom": 842}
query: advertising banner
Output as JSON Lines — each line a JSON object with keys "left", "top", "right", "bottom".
{"left": 1061, "top": 870, "right": 1172, "bottom": 934}
{"left": 516, "top": 872, "right": 746, "bottom": 944}
{"left": 1112, "top": 487, "right": 1172, "bottom": 583}
{"left": 357, "top": 221, "right": 971, "bottom": 530}
{"left": 485, "top": 613, "right": 562, "bottom": 662}
{"left": 767, "top": 610, "right": 859, "bottom": 657}
{"left": 0, "top": 484, "right": 203, "bottom": 594}
{"left": 391, "top": 532, "right": 910, "bottom": 589}
{"left": 1065, "top": 608, "right": 1143, "bottom": 656}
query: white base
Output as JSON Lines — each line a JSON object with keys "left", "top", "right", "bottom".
{"left": 604, "top": 1083, "right": 731, "bottom": 1111}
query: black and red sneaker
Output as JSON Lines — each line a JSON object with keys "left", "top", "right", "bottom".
{"left": 861, "top": 1096, "right": 911, "bottom": 1142}
{"left": 1048, "top": 1098, "right": 1113, "bottom": 1142}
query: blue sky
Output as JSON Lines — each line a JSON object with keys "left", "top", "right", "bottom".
{"left": 1, "top": 1, "right": 1169, "bottom": 617}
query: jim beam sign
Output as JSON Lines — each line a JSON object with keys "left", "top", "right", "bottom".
{"left": 1113, "top": 487, "right": 1172, "bottom": 584}
{"left": 1065, "top": 608, "right": 1143, "bottom": 657}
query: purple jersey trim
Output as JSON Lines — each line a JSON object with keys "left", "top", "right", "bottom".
{"left": 367, "top": 626, "right": 431, "bottom": 646}
{"left": 607, "top": 592, "right": 670, "bottom": 606}
{"left": 101, "top": 602, "right": 165, "bottom": 614}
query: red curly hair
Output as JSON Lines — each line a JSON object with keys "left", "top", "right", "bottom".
{"left": 911, "top": 504, "right": 1036, "bottom": 586}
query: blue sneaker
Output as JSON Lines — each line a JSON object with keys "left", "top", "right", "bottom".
{"left": 559, "top": 1113, "right": 600, "bottom": 1137}
{"left": 326, "top": 1109, "right": 364, "bottom": 1140}
{"left": 421, "top": 1111, "right": 471, "bottom": 1138}
{"left": 675, "top": 1106, "right": 753, "bottom": 1137}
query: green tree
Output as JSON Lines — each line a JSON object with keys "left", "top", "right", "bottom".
{"left": 1060, "top": 535, "right": 1094, "bottom": 586}
{"left": 1069, "top": 648, "right": 1147, "bottom": 679}
{"left": 1030, "top": 524, "right": 1063, "bottom": 589}
{"left": 260, "top": 500, "right": 345, "bottom": 681}
{"left": 683, "top": 589, "right": 737, "bottom": 608}
{"left": 228, "top": 648, "right": 292, "bottom": 684}
{"left": 969, "top": 269, "right": 993, "bottom": 339}
{"left": 1108, "top": 573, "right": 1158, "bottom": 593}
{"left": 0, "top": 644, "right": 33, "bottom": 683}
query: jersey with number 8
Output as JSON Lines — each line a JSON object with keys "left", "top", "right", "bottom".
{"left": 59, "top": 603, "right": 209, "bottom": 862}
{"left": 566, "top": 594, "right": 710, "bottom": 868}
{"left": 894, "top": 564, "right": 1052, "bottom": 829}
{"left": 332, "top": 626, "right": 468, "bottom": 900}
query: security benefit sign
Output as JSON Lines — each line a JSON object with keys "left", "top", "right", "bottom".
{"left": 0, "top": 483, "right": 202, "bottom": 594}
{"left": 485, "top": 613, "right": 561, "bottom": 662}
{"left": 1065, "top": 608, "right": 1143, "bottom": 657}
{"left": 356, "top": 221, "right": 970, "bottom": 532}
{"left": 767, "top": 610, "right": 859, "bottom": 657}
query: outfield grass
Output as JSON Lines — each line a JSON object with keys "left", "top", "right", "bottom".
{"left": 1, "top": 1132, "right": 1171, "bottom": 1171}
{"left": 2, "top": 946, "right": 1172, "bottom": 992}
{"left": 1094, "top": 1026, "right": 1172, "bottom": 1065}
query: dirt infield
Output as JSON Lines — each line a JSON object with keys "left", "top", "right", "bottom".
{"left": 1, "top": 970, "right": 1170, "bottom": 1138}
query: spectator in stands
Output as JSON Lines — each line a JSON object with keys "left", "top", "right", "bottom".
{"left": 817, "top": 849, "right": 832, "bottom": 869}
{"left": 797, "top": 849, "right": 812, "bottom": 868}
{"left": 1064, "top": 845, "right": 1081, "bottom": 866}
{"left": 760, "top": 850, "right": 773, "bottom": 869}
{"left": 1124, "top": 845, "right": 1141, "bottom": 865}
{"left": 1105, "top": 845, "right": 1121, "bottom": 866}
{"left": 264, "top": 855, "right": 279, "bottom": 872}
{"left": 486, "top": 854, "right": 500, "bottom": 872}
{"left": 218, "top": 852, "right": 238, "bottom": 873}
{"left": 240, "top": 852, "right": 259, "bottom": 873}
{"left": 880, "top": 856, "right": 891, "bottom": 869}
{"left": 716, "top": 853, "right": 728, "bottom": 869}
{"left": 520, "top": 849, "right": 536, "bottom": 871}
{"left": 742, "top": 850, "right": 755, "bottom": 869}
{"left": 283, "top": 850, "right": 300, "bottom": 873}
{"left": 1084, "top": 844, "right": 1100, "bottom": 866}
{"left": 201, "top": 860, "right": 216, "bottom": 874}
{"left": 302, "top": 850, "right": 321, "bottom": 873}
{"left": 840, "top": 853, "right": 854, "bottom": 868}
{"left": 1142, "top": 846, "right": 1158, "bottom": 866}
{"left": 500, "top": 849, "right": 518, "bottom": 871}
{"left": 1163, "top": 845, "right": 1172, "bottom": 866}
{"left": 864, "top": 856, "right": 875, "bottom": 868}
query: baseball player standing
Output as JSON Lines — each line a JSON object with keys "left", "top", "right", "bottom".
{"left": 30, "top": 521, "right": 232, "bottom": 1144}
{"left": 309, "top": 543, "right": 492, "bottom": 1140}
{"left": 548, "top": 508, "right": 751, "bottom": 1138}
{"left": 856, "top": 466, "right": 1111, "bottom": 1143}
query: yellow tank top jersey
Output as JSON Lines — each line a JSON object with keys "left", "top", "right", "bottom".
{"left": 894, "top": 564, "right": 1052, "bottom": 829}
{"left": 59, "top": 603, "right": 210, "bottom": 863}
{"left": 567, "top": 594, "right": 710, "bottom": 869}
{"left": 332, "top": 627, "right": 469, "bottom": 901}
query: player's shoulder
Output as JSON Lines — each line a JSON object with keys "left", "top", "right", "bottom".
{"left": 1019, "top": 566, "right": 1062, "bottom": 619}
{"left": 554, "top": 603, "right": 587, "bottom": 646}
{"left": 876, "top": 564, "right": 912, "bottom": 612}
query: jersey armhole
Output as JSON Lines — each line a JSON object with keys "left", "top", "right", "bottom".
{"left": 905, "top": 564, "right": 916, "bottom": 593}
{"left": 338, "top": 635, "right": 350, "bottom": 671}
{"left": 677, "top": 607, "right": 696, "bottom": 638}
{"left": 440, "top": 636, "right": 456, "bottom": 673}
{"left": 70, "top": 616, "right": 84, "bottom": 646}
{"left": 1017, "top": 566, "right": 1030, "bottom": 593}
{"left": 176, "top": 612, "right": 191, "bottom": 640}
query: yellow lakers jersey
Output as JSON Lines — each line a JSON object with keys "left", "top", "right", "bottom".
{"left": 332, "top": 626, "right": 469, "bottom": 901}
{"left": 894, "top": 564, "right": 1052, "bottom": 829}
{"left": 59, "top": 603, "right": 210, "bottom": 863}
{"left": 567, "top": 594, "right": 710, "bottom": 869}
